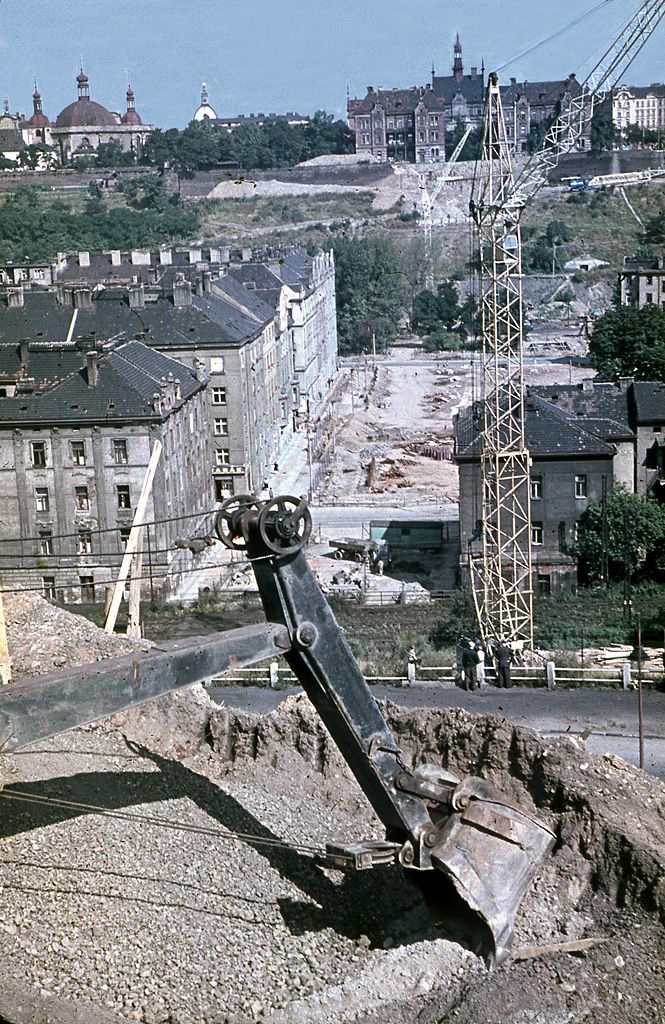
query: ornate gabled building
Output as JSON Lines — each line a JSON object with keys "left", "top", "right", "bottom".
{"left": 347, "top": 85, "right": 446, "bottom": 163}
{"left": 613, "top": 82, "right": 665, "bottom": 133}
{"left": 50, "top": 70, "right": 154, "bottom": 163}
{"left": 500, "top": 74, "right": 592, "bottom": 154}
{"left": 431, "top": 34, "right": 485, "bottom": 132}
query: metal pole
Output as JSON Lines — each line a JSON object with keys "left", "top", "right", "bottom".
{"left": 637, "top": 611, "right": 644, "bottom": 770}
{"left": 580, "top": 629, "right": 584, "bottom": 668}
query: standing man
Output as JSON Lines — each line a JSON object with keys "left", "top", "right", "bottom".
{"left": 462, "top": 640, "right": 477, "bottom": 691}
{"left": 496, "top": 641, "right": 513, "bottom": 689}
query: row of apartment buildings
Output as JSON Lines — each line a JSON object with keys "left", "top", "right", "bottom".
{"left": 0, "top": 245, "right": 338, "bottom": 599}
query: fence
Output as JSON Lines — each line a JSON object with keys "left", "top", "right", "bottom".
{"left": 208, "top": 659, "right": 664, "bottom": 691}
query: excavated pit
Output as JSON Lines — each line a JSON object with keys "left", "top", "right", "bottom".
{"left": 0, "top": 688, "right": 662, "bottom": 1024}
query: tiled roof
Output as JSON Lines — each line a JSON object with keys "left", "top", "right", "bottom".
{"left": 431, "top": 75, "right": 485, "bottom": 104}
{"left": 455, "top": 395, "right": 615, "bottom": 460}
{"left": 500, "top": 75, "right": 586, "bottom": 107}
{"left": 353, "top": 88, "right": 445, "bottom": 115}
{"left": 211, "top": 274, "right": 276, "bottom": 322}
{"left": 632, "top": 381, "right": 665, "bottom": 423}
{"left": 0, "top": 341, "right": 201, "bottom": 427}
{"left": 529, "top": 381, "right": 632, "bottom": 428}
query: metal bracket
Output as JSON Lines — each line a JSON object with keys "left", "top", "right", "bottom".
{"left": 325, "top": 840, "right": 402, "bottom": 871}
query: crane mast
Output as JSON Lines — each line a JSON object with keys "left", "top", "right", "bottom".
{"left": 468, "top": 0, "right": 665, "bottom": 648}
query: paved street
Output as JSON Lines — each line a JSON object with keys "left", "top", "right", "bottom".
{"left": 210, "top": 684, "right": 665, "bottom": 780}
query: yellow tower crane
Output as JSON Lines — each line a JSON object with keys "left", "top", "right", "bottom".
{"left": 468, "top": 0, "right": 665, "bottom": 649}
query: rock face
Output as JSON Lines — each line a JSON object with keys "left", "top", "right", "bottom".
{"left": 0, "top": 689, "right": 662, "bottom": 1024}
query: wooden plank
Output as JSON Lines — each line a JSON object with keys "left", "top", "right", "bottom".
{"left": 0, "top": 588, "right": 12, "bottom": 686}
{"left": 511, "top": 936, "right": 606, "bottom": 961}
{"left": 126, "top": 527, "right": 144, "bottom": 640}
{"left": 104, "top": 440, "right": 162, "bottom": 635}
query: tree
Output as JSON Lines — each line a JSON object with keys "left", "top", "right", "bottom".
{"left": 95, "top": 140, "right": 136, "bottom": 168}
{"left": 576, "top": 487, "right": 665, "bottom": 584}
{"left": 331, "top": 236, "right": 411, "bottom": 354}
{"left": 589, "top": 305, "right": 665, "bottom": 381}
{"left": 17, "top": 144, "right": 56, "bottom": 170}
{"left": 591, "top": 111, "right": 619, "bottom": 152}
{"left": 642, "top": 212, "right": 665, "bottom": 245}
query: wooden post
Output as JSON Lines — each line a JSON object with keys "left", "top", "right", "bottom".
{"left": 0, "top": 588, "right": 12, "bottom": 686}
{"left": 126, "top": 527, "right": 144, "bottom": 640}
{"left": 637, "top": 612, "right": 644, "bottom": 770}
{"left": 546, "top": 661, "right": 556, "bottom": 690}
{"left": 104, "top": 440, "right": 162, "bottom": 634}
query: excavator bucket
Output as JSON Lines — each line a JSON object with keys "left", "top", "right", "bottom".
{"left": 428, "top": 796, "right": 555, "bottom": 962}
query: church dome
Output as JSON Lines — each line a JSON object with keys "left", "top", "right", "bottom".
{"left": 193, "top": 83, "right": 218, "bottom": 121}
{"left": 55, "top": 70, "right": 116, "bottom": 128}
{"left": 121, "top": 85, "right": 142, "bottom": 125}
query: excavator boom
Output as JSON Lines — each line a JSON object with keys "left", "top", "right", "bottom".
{"left": 0, "top": 495, "right": 554, "bottom": 962}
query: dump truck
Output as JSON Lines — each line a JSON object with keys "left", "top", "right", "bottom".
{"left": 329, "top": 536, "right": 392, "bottom": 567}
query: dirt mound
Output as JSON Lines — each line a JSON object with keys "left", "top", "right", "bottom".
{"left": 3, "top": 592, "right": 151, "bottom": 679}
{"left": 0, "top": 690, "right": 662, "bottom": 1024}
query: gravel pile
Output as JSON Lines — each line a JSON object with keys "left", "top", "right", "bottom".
{"left": 0, "top": 691, "right": 662, "bottom": 1024}
{"left": 3, "top": 592, "right": 152, "bottom": 679}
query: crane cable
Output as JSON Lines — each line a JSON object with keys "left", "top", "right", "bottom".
{"left": 0, "top": 786, "right": 355, "bottom": 865}
{"left": 494, "top": 0, "right": 619, "bottom": 73}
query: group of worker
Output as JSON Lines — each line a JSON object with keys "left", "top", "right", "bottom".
{"left": 457, "top": 638, "right": 515, "bottom": 691}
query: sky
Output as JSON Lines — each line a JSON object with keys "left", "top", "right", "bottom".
{"left": 1, "top": 0, "right": 663, "bottom": 129}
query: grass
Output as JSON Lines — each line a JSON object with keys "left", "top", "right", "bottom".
{"left": 199, "top": 192, "right": 377, "bottom": 239}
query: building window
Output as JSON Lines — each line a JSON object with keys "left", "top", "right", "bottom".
{"left": 113, "top": 439, "right": 128, "bottom": 465}
{"left": 215, "top": 476, "right": 234, "bottom": 501}
{"left": 36, "top": 487, "right": 49, "bottom": 512}
{"left": 575, "top": 474, "right": 587, "bottom": 498}
{"left": 213, "top": 418, "right": 228, "bottom": 436}
{"left": 530, "top": 475, "right": 542, "bottom": 500}
{"left": 31, "top": 441, "right": 46, "bottom": 468}
{"left": 215, "top": 448, "right": 230, "bottom": 466}
{"left": 212, "top": 387, "right": 227, "bottom": 405}
{"left": 537, "top": 573, "right": 551, "bottom": 596}
{"left": 42, "top": 576, "right": 56, "bottom": 600}
{"left": 117, "top": 485, "right": 131, "bottom": 509}
{"left": 71, "top": 441, "right": 86, "bottom": 465}
{"left": 573, "top": 520, "right": 581, "bottom": 544}
{"left": 79, "top": 575, "right": 95, "bottom": 602}
{"left": 119, "top": 527, "right": 131, "bottom": 548}
{"left": 75, "top": 486, "right": 90, "bottom": 511}
{"left": 531, "top": 521, "right": 544, "bottom": 546}
{"left": 77, "top": 530, "right": 93, "bottom": 554}
{"left": 38, "top": 530, "right": 53, "bottom": 555}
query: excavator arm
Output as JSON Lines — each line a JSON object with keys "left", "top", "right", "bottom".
{"left": 0, "top": 494, "right": 554, "bottom": 962}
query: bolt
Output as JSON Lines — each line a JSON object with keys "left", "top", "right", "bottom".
{"left": 397, "top": 772, "right": 411, "bottom": 789}
{"left": 297, "top": 624, "right": 317, "bottom": 647}
{"left": 424, "top": 831, "right": 438, "bottom": 848}
{"left": 401, "top": 846, "right": 414, "bottom": 865}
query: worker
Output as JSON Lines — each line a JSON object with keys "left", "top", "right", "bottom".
{"left": 376, "top": 558, "right": 384, "bottom": 576}
{"left": 406, "top": 644, "right": 420, "bottom": 687}
{"left": 476, "top": 643, "right": 486, "bottom": 688}
{"left": 495, "top": 642, "right": 513, "bottom": 689}
{"left": 462, "top": 640, "right": 477, "bottom": 691}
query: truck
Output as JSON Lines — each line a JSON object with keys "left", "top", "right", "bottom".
{"left": 329, "top": 536, "right": 392, "bottom": 567}
{"left": 0, "top": 494, "right": 554, "bottom": 963}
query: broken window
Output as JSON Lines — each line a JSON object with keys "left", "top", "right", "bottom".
{"left": 31, "top": 441, "right": 46, "bottom": 468}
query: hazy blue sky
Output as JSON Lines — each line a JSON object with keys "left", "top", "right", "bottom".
{"left": 1, "top": 0, "right": 662, "bottom": 128}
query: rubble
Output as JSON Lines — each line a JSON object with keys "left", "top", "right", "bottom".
{"left": 3, "top": 592, "right": 151, "bottom": 679}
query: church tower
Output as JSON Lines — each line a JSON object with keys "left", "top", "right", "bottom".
{"left": 453, "top": 33, "right": 464, "bottom": 82}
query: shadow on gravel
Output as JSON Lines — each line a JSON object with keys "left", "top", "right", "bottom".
{"left": 0, "top": 742, "right": 434, "bottom": 951}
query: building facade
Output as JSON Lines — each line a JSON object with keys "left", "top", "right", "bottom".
{"left": 500, "top": 74, "right": 592, "bottom": 154}
{"left": 0, "top": 341, "right": 212, "bottom": 599}
{"left": 0, "top": 244, "right": 339, "bottom": 501}
{"left": 619, "top": 256, "right": 665, "bottom": 308}
{"left": 431, "top": 35, "right": 485, "bottom": 132}
{"left": 613, "top": 83, "right": 665, "bottom": 133}
{"left": 347, "top": 85, "right": 446, "bottom": 163}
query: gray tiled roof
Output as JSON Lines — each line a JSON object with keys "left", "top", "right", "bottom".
{"left": 500, "top": 76, "right": 586, "bottom": 107}
{"left": 632, "top": 381, "right": 665, "bottom": 423}
{"left": 455, "top": 395, "right": 615, "bottom": 460}
{"left": 431, "top": 75, "right": 485, "bottom": 104}
{"left": 211, "top": 274, "right": 276, "bottom": 322}
{"left": 0, "top": 341, "right": 201, "bottom": 427}
{"left": 354, "top": 88, "right": 445, "bottom": 115}
{"left": 530, "top": 381, "right": 632, "bottom": 428}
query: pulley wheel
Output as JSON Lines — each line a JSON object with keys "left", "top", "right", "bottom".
{"left": 257, "top": 495, "right": 312, "bottom": 555}
{"left": 215, "top": 494, "right": 260, "bottom": 550}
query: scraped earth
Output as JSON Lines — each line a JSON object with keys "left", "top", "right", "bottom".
{"left": 0, "top": 674, "right": 663, "bottom": 1024}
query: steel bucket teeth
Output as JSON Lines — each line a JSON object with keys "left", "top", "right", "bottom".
{"left": 430, "top": 798, "right": 555, "bottom": 962}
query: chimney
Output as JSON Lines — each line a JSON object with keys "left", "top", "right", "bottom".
{"left": 159, "top": 248, "right": 173, "bottom": 266}
{"left": 131, "top": 249, "right": 151, "bottom": 266}
{"left": 78, "top": 251, "right": 90, "bottom": 268}
{"left": 510, "top": 77, "right": 517, "bottom": 85}
{"left": 73, "top": 287, "right": 92, "bottom": 309}
{"left": 202, "top": 270, "right": 212, "bottom": 293}
{"left": 6, "top": 286, "right": 24, "bottom": 309}
{"left": 581, "top": 379, "right": 594, "bottom": 392}
{"left": 128, "top": 282, "right": 145, "bottom": 309}
{"left": 189, "top": 248, "right": 202, "bottom": 264}
{"left": 193, "top": 357, "right": 206, "bottom": 382}
{"left": 219, "top": 246, "right": 230, "bottom": 264}
{"left": 174, "top": 377, "right": 182, "bottom": 400}
{"left": 86, "top": 351, "right": 99, "bottom": 387}
{"left": 209, "top": 247, "right": 221, "bottom": 263}
{"left": 367, "top": 86, "right": 374, "bottom": 94}
{"left": 19, "top": 339, "right": 29, "bottom": 366}
{"left": 471, "top": 66, "right": 478, "bottom": 79}
{"left": 241, "top": 247, "right": 253, "bottom": 262}
{"left": 152, "top": 391, "right": 162, "bottom": 414}
{"left": 110, "top": 250, "right": 121, "bottom": 266}
{"left": 195, "top": 274, "right": 204, "bottom": 296}
{"left": 173, "top": 274, "right": 192, "bottom": 308}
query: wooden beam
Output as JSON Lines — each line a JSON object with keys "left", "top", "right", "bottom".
{"left": 0, "top": 588, "right": 11, "bottom": 686}
{"left": 104, "top": 440, "right": 162, "bottom": 635}
{"left": 126, "top": 528, "right": 144, "bottom": 640}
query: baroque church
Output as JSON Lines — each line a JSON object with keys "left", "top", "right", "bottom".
{"left": 0, "top": 70, "right": 155, "bottom": 166}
